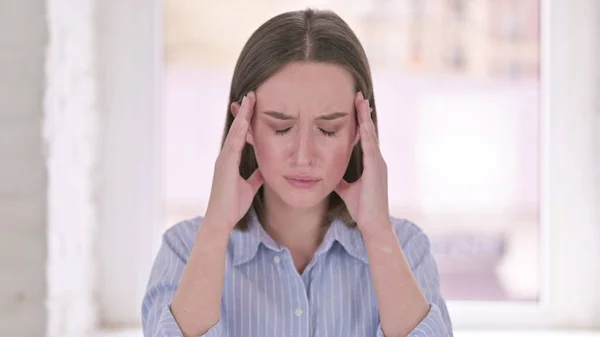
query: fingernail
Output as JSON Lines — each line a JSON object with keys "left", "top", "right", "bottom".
{"left": 358, "top": 91, "right": 364, "bottom": 100}
{"left": 241, "top": 95, "right": 247, "bottom": 105}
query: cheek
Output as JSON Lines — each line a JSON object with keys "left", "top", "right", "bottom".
{"left": 320, "top": 145, "right": 354, "bottom": 187}
{"left": 325, "top": 127, "right": 356, "bottom": 153}
{"left": 251, "top": 125, "right": 283, "bottom": 169}
{"left": 321, "top": 135, "right": 356, "bottom": 173}
{"left": 330, "top": 151, "right": 352, "bottom": 174}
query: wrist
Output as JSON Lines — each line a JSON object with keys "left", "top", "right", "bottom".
{"left": 198, "top": 217, "right": 233, "bottom": 243}
{"left": 359, "top": 220, "right": 395, "bottom": 243}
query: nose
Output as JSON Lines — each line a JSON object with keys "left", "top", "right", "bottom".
{"left": 290, "top": 128, "right": 317, "bottom": 166}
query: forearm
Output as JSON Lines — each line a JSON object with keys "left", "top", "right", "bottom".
{"left": 171, "top": 221, "right": 230, "bottom": 337}
{"left": 363, "top": 225, "right": 430, "bottom": 337}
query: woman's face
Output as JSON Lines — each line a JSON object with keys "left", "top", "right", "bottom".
{"left": 233, "top": 62, "right": 359, "bottom": 208}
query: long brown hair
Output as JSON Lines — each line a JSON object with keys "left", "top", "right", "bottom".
{"left": 222, "top": 8, "right": 379, "bottom": 230}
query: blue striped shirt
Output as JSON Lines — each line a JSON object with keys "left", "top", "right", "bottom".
{"left": 142, "top": 211, "right": 453, "bottom": 336}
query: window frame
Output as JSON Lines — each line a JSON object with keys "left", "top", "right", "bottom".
{"left": 97, "top": 0, "right": 165, "bottom": 326}
{"left": 97, "top": 0, "right": 600, "bottom": 329}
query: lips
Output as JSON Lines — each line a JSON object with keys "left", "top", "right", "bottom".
{"left": 285, "top": 174, "right": 320, "bottom": 181}
{"left": 284, "top": 175, "right": 322, "bottom": 189}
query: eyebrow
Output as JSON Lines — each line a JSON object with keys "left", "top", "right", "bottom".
{"left": 262, "top": 111, "right": 349, "bottom": 121}
{"left": 263, "top": 111, "right": 295, "bottom": 120}
{"left": 318, "top": 112, "right": 349, "bottom": 120}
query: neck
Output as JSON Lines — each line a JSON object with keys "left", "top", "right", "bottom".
{"left": 260, "top": 187, "right": 329, "bottom": 272}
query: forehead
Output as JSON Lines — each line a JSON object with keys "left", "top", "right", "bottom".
{"left": 255, "top": 62, "right": 355, "bottom": 113}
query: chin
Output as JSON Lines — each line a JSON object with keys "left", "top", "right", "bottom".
{"left": 275, "top": 185, "right": 330, "bottom": 209}
{"left": 280, "top": 195, "right": 323, "bottom": 209}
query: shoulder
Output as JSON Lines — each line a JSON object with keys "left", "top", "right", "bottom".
{"left": 160, "top": 215, "right": 204, "bottom": 261}
{"left": 389, "top": 216, "right": 430, "bottom": 246}
{"left": 389, "top": 216, "right": 435, "bottom": 266}
{"left": 164, "top": 215, "right": 203, "bottom": 235}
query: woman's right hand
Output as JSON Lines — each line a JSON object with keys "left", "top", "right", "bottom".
{"left": 203, "top": 91, "right": 264, "bottom": 233}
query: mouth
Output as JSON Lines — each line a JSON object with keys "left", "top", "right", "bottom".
{"left": 284, "top": 175, "right": 322, "bottom": 189}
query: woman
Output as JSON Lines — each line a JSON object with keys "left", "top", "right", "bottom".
{"left": 143, "top": 8, "right": 452, "bottom": 337}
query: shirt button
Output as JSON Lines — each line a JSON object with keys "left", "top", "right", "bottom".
{"left": 294, "top": 308, "right": 304, "bottom": 317}
{"left": 273, "top": 256, "right": 281, "bottom": 264}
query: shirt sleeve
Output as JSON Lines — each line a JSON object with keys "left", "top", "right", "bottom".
{"left": 142, "top": 221, "right": 223, "bottom": 337}
{"left": 376, "top": 221, "right": 453, "bottom": 337}
{"left": 375, "top": 304, "right": 449, "bottom": 337}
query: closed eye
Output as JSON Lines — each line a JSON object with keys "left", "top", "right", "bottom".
{"left": 274, "top": 127, "right": 337, "bottom": 137}
{"left": 275, "top": 127, "right": 291, "bottom": 136}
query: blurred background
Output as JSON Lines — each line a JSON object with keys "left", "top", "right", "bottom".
{"left": 1, "top": 0, "right": 598, "bottom": 336}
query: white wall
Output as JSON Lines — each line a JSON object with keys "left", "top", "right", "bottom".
{"left": 0, "top": 0, "right": 99, "bottom": 336}
{"left": 45, "top": 0, "right": 99, "bottom": 336}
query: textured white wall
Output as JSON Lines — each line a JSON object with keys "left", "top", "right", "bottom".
{"left": 0, "top": 0, "right": 99, "bottom": 336}
{"left": 44, "top": 0, "right": 99, "bottom": 336}
{"left": 0, "top": 0, "right": 49, "bottom": 336}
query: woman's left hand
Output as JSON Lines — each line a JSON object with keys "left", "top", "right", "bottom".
{"left": 335, "top": 92, "right": 393, "bottom": 238}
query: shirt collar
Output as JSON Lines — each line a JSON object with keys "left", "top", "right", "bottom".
{"left": 319, "top": 217, "right": 369, "bottom": 263}
{"left": 230, "top": 208, "right": 368, "bottom": 266}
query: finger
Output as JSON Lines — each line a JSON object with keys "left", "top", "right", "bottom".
{"left": 237, "top": 91, "right": 256, "bottom": 123}
{"left": 356, "top": 96, "right": 377, "bottom": 158}
{"left": 246, "top": 168, "right": 264, "bottom": 194}
{"left": 360, "top": 98, "right": 377, "bottom": 143}
{"left": 354, "top": 92, "right": 368, "bottom": 138}
{"left": 365, "top": 105, "right": 378, "bottom": 144}
{"left": 355, "top": 91, "right": 365, "bottom": 125}
{"left": 359, "top": 120, "right": 375, "bottom": 162}
{"left": 223, "top": 92, "right": 256, "bottom": 156}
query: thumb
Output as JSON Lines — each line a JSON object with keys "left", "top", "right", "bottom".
{"left": 246, "top": 169, "right": 264, "bottom": 195}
